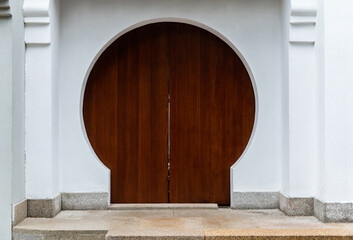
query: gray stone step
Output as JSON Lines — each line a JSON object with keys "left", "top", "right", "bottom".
{"left": 109, "top": 203, "right": 218, "bottom": 210}
{"left": 13, "top": 229, "right": 107, "bottom": 240}
{"left": 106, "top": 228, "right": 353, "bottom": 240}
{"left": 13, "top": 228, "right": 353, "bottom": 240}
{"left": 13, "top": 209, "right": 353, "bottom": 240}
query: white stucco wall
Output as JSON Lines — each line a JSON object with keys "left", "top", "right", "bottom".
{"left": 57, "top": 0, "right": 283, "bottom": 196}
{"left": 280, "top": 0, "right": 290, "bottom": 196}
{"left": 279, "top": 0, "right": 321, "bottom": 199}
{"left": 231, "top": 0, "right": 282, "bottom": 193}
{"left": 24, "top": 0, "right": 62, "bottom": 199}
{"left": 25, "top": 43, "right": 59, "bottom": 198}
{"left": 0, "top": 0, "right": 25, "bottom": 238}
{"left": 12, "top": 0, "right": 26, "bottom": 205}
{"left": 51, "top": 0, "right": 61, "bottom": 198}
{"left": 16, "top": 0, "right": 353, "bottom": 205}
{"left": 0, "top": 15, "right": 13, "bottom": 240}
{"left": 315, "top": 0, "right": 325, "bottom": 201}
{"left": 320, "top": 0, "right": 353, "bottom": 203}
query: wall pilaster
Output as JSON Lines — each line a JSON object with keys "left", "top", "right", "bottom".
{"left": 0, "top": 1, "right": 12, "bottom": 238}
{"left": 23, "top": 0, "right": 57, "bottom": 199}
{"left": 281, "top": 0, "right": 319, "bottom": 215}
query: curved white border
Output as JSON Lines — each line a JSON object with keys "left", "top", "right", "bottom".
{"left": 79, "top": 17, "right": 259, "bottom": 202}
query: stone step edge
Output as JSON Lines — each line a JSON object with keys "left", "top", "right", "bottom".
{"left": 12, "top": 229, "right": 108, "bottom": 240}
{"left": 106, "top": 228, "right": 353, "bottom": 239}
{"left": 13, "top": 228, "right": 353, "bottom": 240}
{"left": 204, "top": 228, "right": 353, "bottom": 236}
{"left": 109, "top": 203, "right": 218, "bottom": 210}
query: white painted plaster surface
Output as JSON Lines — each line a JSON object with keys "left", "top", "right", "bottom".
{"left": 281, "top": 0, "right": 290, "bottom": 196}
{"left": 24, "top": 0, "right": 61, "bottom": 199}
{"left": 287, "top": 43, "right": 318, "bottom": 197}
{"left": 0, "top": 0, "right": 26, "bottom": 237}
{"left": 314, "top": 0, "right": 325, "bottom": 202}
{"left": 280, "top": 0, "right": 320, "bottom": 199}
{"left": 321, "top": 0, "right": 353, "bottom": 203}
{"left": 50, "top": 0, "right": 61, "bottom": 200}
{"left": 20, "top": 0, "right": 353, "bottom": 205}
{"left": 25, "top": 45, "right": 56, "bottom": 199}
{"left": 0, "top": 12, "right": 13, "bottom": 240}
{"left": 57, "top": 0, "right": 282, "bottom": 195}
{"left": 281, "top": 0, "right": 353, "bottom": 203}
{"left": 12, "top": 0, "right": 26, "bottom": 205}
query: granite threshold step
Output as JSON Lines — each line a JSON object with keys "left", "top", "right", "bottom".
{"left": 106, "top": 228, "right": 353, "bottom": 240}
{"left": 109, "top": 203, "right": 218, "bottom": 210}
{"left": 13, "top": 209, "right": 353, "bottom": 240}
{"left": 14, "top": 228, "right": 353, "bottom": 240}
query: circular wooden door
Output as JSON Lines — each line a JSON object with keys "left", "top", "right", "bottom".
{"left": 83, "top": 22, "right": 255, "bottom": 205}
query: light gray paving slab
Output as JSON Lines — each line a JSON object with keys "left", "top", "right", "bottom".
{"left": 13, "top": 229, "right": 106, "bottom": 240}
{"left": 13, "top": 208, "right": 353, "bottom": 239}
{"left": 106, "top": 229, "right": 204, "bottom": 240}
{"left": 13, "top": 232, "right": 43, "bottom": 240}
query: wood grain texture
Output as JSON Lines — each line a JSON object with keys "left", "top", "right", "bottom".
{"left": 83, "top": 23, "right": 169, "bottom": 203}
{"left": 169, "top": 23, "right": 255, "bottom": 205}
{"left": 83, "top": 23, "right": 255, "bottom": 205}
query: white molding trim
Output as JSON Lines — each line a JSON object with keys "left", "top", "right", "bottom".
{"left": 291, "top": 0, "right": 317, "bottom": 17}
{"left": 0, "top": 0, "right": 11, "bottom": 17}
{"left": 23, "top": 0, "right": 50, "bottom": 45}
{"left": 23, "top": 0, "right": 49, "bottom": 18}
{"left": 290, "top": 0, "right": 317, "bottom": 43}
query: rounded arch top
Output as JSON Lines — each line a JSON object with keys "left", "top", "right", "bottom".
{"left": 81, "top": 20, "right": 257, "bottom": 204}
{"left": 82, "top": 18, "right": 257, "bottom": 97}
{"left": 80, "top": 19, "right": 259, "bottom": 163}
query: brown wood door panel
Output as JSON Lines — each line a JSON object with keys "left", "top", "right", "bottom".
{"left": 83, "top": 22, "right": 255, "bottom": 205}
{"left": 169, "top": 23, "right": 255, "bottom": 205}
{"left": 83, "top": 23, "right": 169, "bottom": 203}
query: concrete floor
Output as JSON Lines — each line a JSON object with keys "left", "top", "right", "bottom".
{"left": 13, "top": 208, "right": 353, "bottom": 239}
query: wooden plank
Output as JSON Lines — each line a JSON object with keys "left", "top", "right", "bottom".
{"left": 83, "top": 23, "right": 169, "bottom": 203}
{"left": 169, "top": 23, "right": 255, "bottom": 205}
{"left": 83, "top": 22, "right": 255, "bottom": 205}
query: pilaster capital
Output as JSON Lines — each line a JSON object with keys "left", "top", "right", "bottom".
{"left": 23, "top": 0, "right": 51, "bottom": 45}
{"left": 0, "top": 0, "right": 11, "bottom": 18}
{"left": 289, "top": 0, "right": 317, "bottom": 43}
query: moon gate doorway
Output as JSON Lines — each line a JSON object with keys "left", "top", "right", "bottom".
{"left": 83, "top": 22, "right": 255, "bottom": 205}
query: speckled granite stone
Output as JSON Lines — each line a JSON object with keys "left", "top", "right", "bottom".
{"left": 232, "top": 192, "right": 279, "bottom": 209}
{"left": 14, "top": 228, "right": 353, "bottom": 240}
{"left": 314, "top": 199, "right": 326, "bottom": 222}
{"left": 13, "top": 229, "right": 106, "bottom": 240}
{"left": 204, "top": 229, "right": 353, "bottom": 240}
{"left": 110, "top": 203, "right": 218, "bottom": 210}
{"left": 12, "top": 232, "right": 43, "bottom": 240}
{"left": 205, "top": 236, "right": 353, "bottom": 240}
{"left": 315, "top": 199, "right": 353, "bottom": 223}
{"left": 13, "top": 208, "right": 353, "bottom": 239}
{"left": 13, "top": 199, "right": 27, "bottom": 226}
{"left": 27, "top": 195, "right": 61, "bottom": 218}
{"left": 61, "top": 192, "right": 109, "bottom": 210}
{"left": 280, "top": 193, "right": 314, "bottom": 216}
{"left": 106, "top": 229, "right": 204, "bottom": 240}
